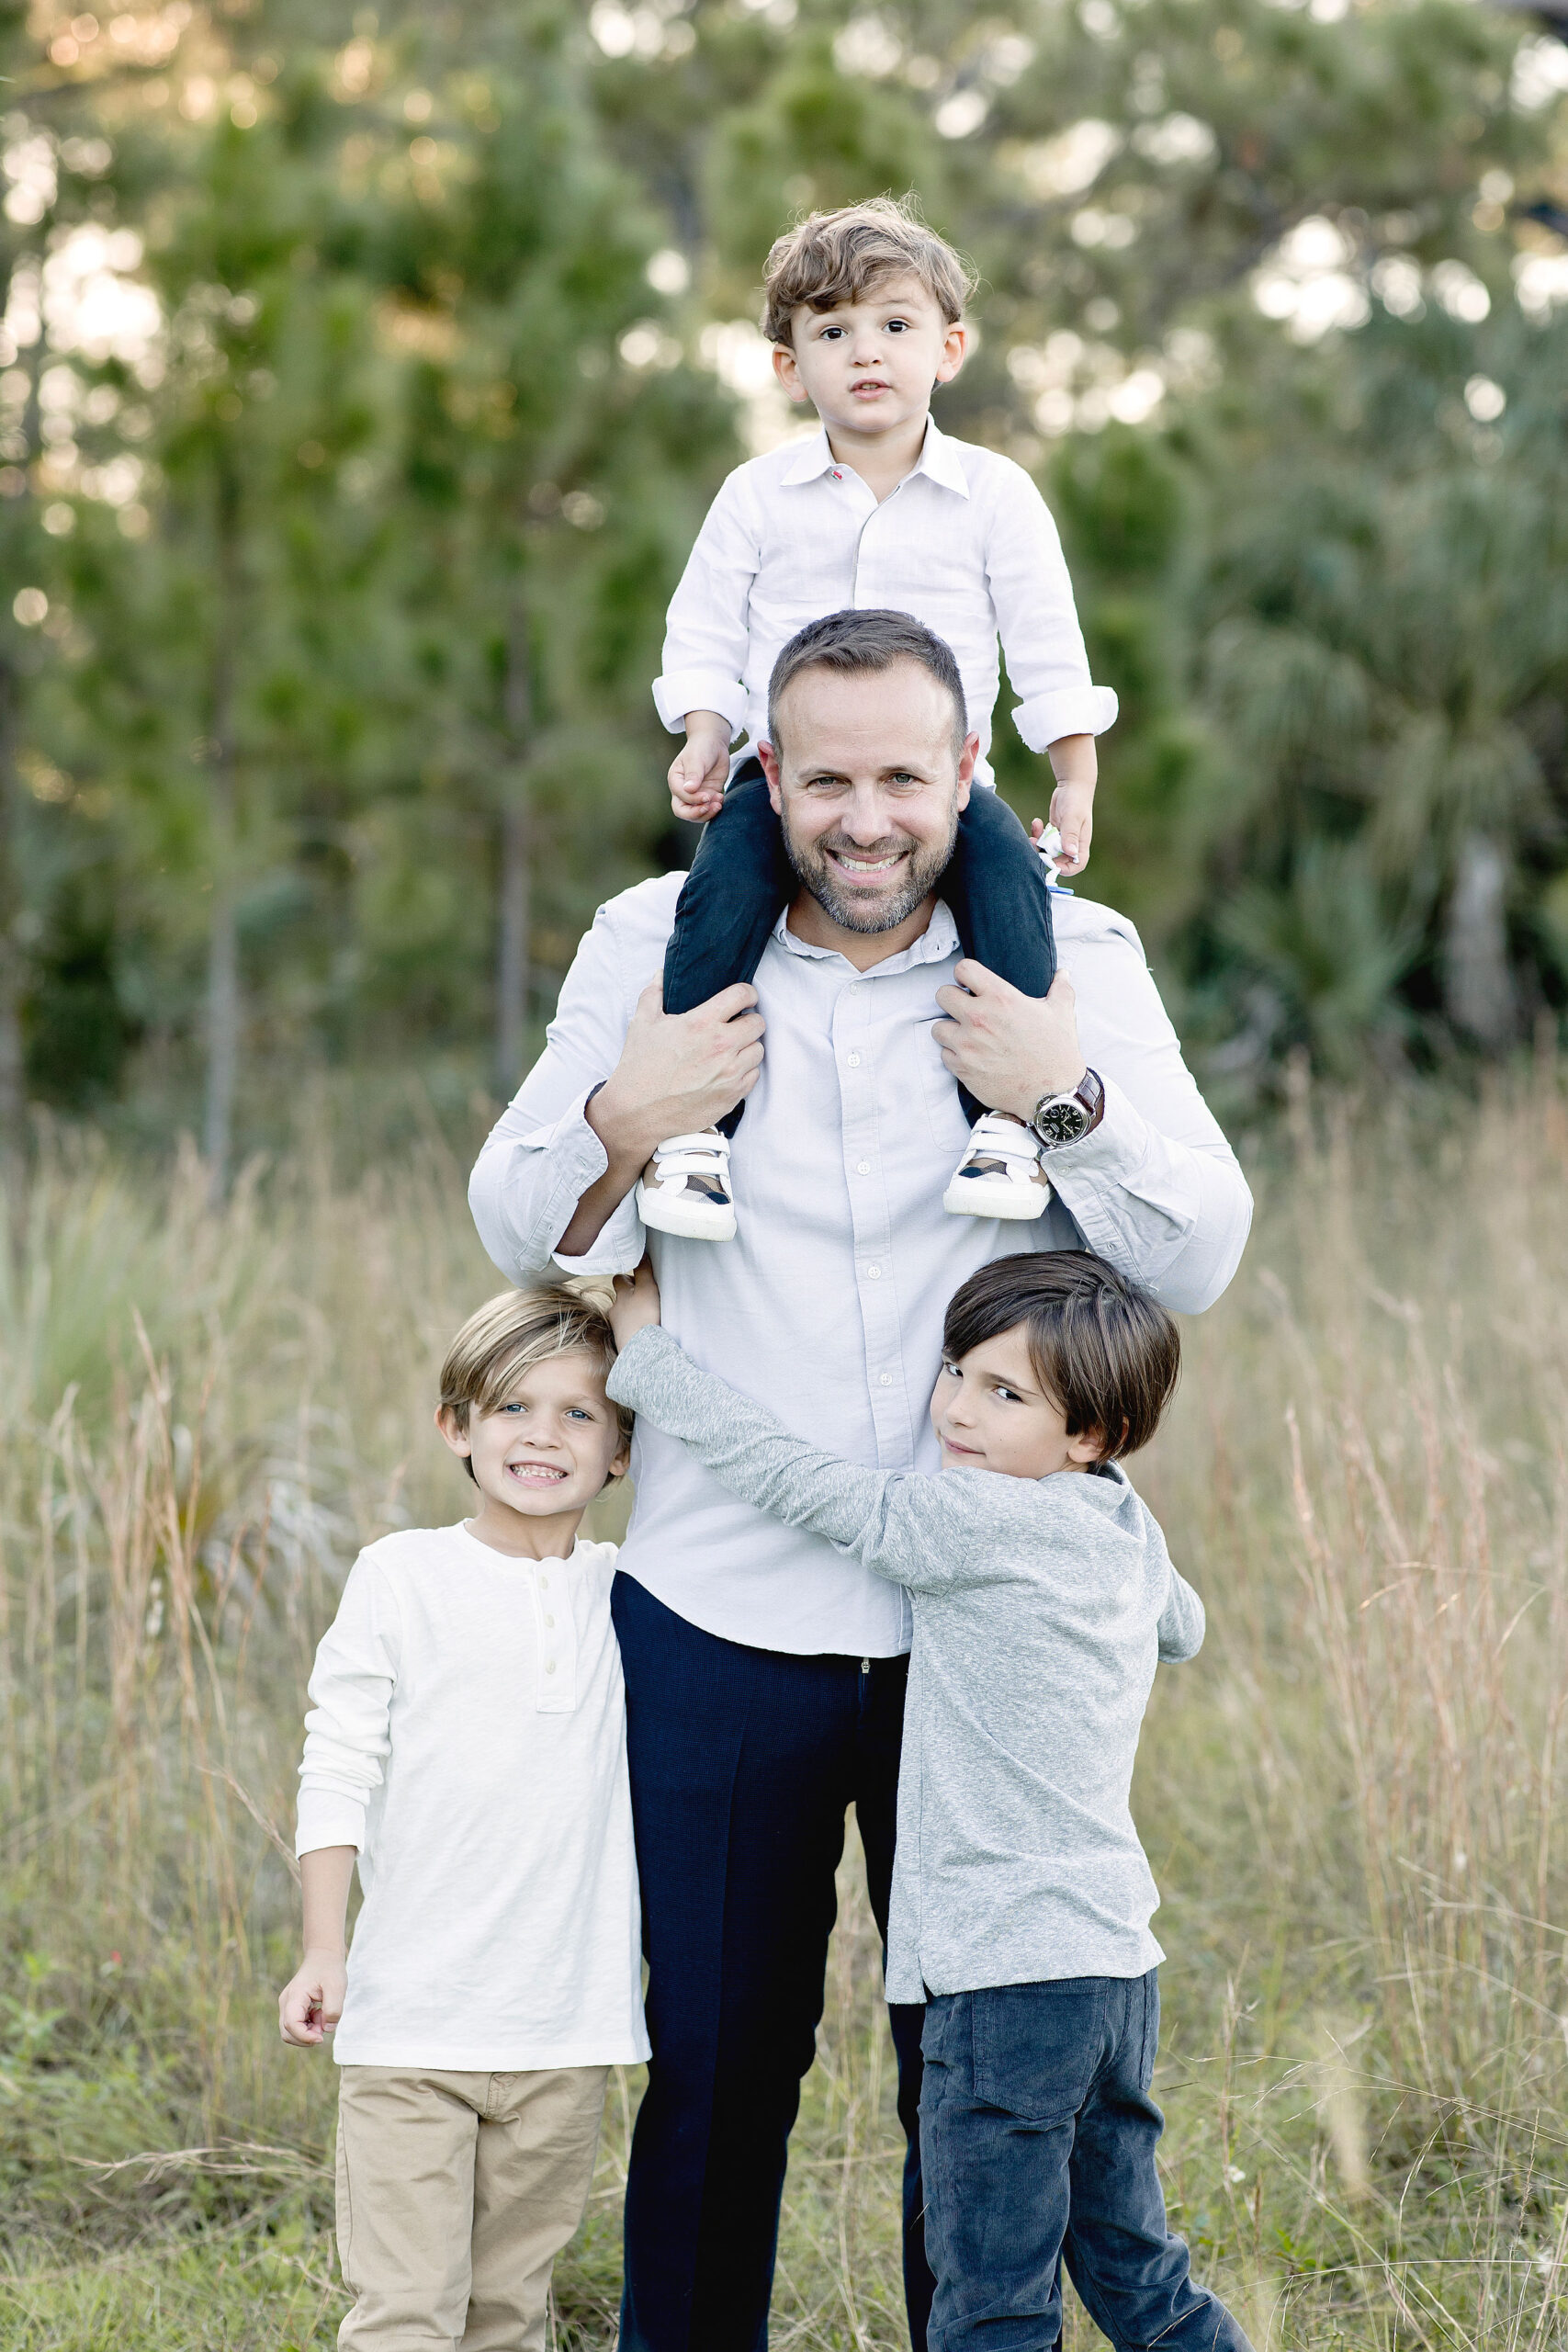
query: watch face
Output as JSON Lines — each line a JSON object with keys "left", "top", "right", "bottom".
{"left": 1036, "top": 1098, "right": 1090, "bottom": 1146}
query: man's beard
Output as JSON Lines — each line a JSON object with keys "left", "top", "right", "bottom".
{"left": 780, "top": 805, "right": 959, "bottom": 935}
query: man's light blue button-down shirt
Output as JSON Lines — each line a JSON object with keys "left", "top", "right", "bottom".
{"left": 469, "top": 875, "right": 1252, "bottom": 1658}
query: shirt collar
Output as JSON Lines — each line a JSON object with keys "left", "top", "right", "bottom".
{"left": 778, "top": 417, "right": 971, "bottom": 500}
{"left": 911, "top": 416, "right": 971, "bottom": 498}
{"left": 771, "top": 897, "right": 960, "bottom": 973}
{"left": 780, "top": 427, "right": 838, "bottom": 487}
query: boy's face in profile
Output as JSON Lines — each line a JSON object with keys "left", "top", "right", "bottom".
{"left": 438, "top": 1351, "right": 629, "bottom": 1524}
{"left": 930, "top": 1325, "right": 1103, "bottom": 1482}
{"left": 773, "top": 272, "right": 967, "bottom": 440}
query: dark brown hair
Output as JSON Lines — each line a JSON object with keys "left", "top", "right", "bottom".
{"left": 761, "top": 195, "right": 977, "bottom": 345}
{"left": 942, "top": 1252, "right": 1180, "bottom": 1463}
{"left": 768, "top": 608, "right": 967, "bottom": 754}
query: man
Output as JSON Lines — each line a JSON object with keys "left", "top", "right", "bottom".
{"left": 469, "top": 610, "right": 1252, "bottom": 2352}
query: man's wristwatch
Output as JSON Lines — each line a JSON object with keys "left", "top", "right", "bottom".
{"left": 1028, "top": 1068, "right": 1104, "bottom": 1150}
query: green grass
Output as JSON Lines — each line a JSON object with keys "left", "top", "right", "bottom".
{"left": 5, "top": 1080, "right": 1568, "bottom": 2347}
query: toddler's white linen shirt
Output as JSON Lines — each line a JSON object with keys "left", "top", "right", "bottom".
{"left": 652, "top": 419, "right": 1118, "bottom": 788}
{"left": 295, "top": 1523, "right": 649, "bottom": 2071}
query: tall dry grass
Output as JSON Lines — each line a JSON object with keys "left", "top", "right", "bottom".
{"left": 2, "top": 1075, "right": 1568, "bottom": 2349}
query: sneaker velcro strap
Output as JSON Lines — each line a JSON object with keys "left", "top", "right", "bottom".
{"left": 965, "top": 1115, "right": 1041, "bottom": 1163}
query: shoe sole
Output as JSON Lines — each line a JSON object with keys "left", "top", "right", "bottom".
{"left": 942, "top": 1181, "right": 1050, "bottom": 1219}
{"left": 636, "top": 1180, "right": 737, "bottom": 1242}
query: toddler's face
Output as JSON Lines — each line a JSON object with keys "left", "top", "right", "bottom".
{"left": 441, "top": 1351, "right": 628, "bottom": 1521}
{"left": 773, "top": 273, "right": 966, "bottom": 435}
{"left": 929, "top": 1325, "right": 1102, "bottom": 1482}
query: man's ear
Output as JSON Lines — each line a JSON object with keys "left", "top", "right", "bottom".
{"left": 954, "top": 729, "right": 980, "bottom": 815}
{"left": 759, "top": 739, "right": 784, "bottom": 815}
{"left": 435, "top": 1403, "right": 473, "bottom": 1462}
{"left": 772, "top": 342, "right": 807, "bottom": 402}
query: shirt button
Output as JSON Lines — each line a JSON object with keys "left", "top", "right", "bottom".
{"left": 538, "top": 1576, "right": 548, "bottom": 1589}
{"left": 847, "top": 1053, "right": 862, "bottom": 1068}
{"left": 544, "top": 1613, "right": 555, "bottom": 1628}
{"left": 857, "top": 1160, "right": 872, "bottom": 1175}
{"left": 545, "top": 1660, "right": 557, "bottom": 1674}
{"left": 879, "top": 1373, "right": 893, "bottom": 1386}
{"left": 866, "top": 1264, "right": 882, "bottom": 1279}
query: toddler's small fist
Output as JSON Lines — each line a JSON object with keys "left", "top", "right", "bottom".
{"left": 1048, "top": 779, "right": 1095, "bottom": 876}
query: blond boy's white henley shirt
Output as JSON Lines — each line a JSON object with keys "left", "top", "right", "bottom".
{"left": 295, "top": 1523, "right": 649, "bottom": 2071}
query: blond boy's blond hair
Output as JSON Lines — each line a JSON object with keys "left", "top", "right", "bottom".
{"left": 438, "top": 1281, "right": 633, "bottom": 1479}
{"left": 761, "top": 195, "right": 977, "bottom": 346}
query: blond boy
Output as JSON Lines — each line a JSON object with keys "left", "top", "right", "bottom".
{"left": 278, "top": 1284, "right": 647, "bottom": 2352}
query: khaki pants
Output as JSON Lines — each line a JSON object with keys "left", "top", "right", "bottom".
{"left": 334, "top": 2063, "right": 609, "bottom": 2351}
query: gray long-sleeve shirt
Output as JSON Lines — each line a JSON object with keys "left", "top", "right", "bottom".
{"left": 607, "top": 1325, "right": 1205, "bottom": 2001}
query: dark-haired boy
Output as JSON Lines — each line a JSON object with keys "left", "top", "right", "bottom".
{"left": 640, "top": 195, "right": 1119, "bottom": 1241}
{"left": 605, "top": 1250, "right": 1252, "bottom": 2352}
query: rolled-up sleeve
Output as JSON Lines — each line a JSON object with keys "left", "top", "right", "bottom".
{"left": 986, "top": 472, "right": 1119, "bottom": 749}
{"left": 653, "top": 470, "right": 758, "bottom": 738}
{"left": 468, "top": 899, "right": 648, "bottom": 1282}
{"left": 1044, "top": 910, "right": 1252, "bottom": 1314}
{"left": 297, "top": 1559, "right": 401, "bottom": 1857}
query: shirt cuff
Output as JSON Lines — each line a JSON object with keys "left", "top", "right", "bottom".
{"left": 1011, "top": 684, "right": 1120, "bottom": 751}
{"left": 543, "top": 1089, "right": 648, "bottom": 1275}
{"left": 1034, "top": 1074, "right": 1152, "bottom": 1259}
{"left": 604, "top": 1322, "right": 678, "bottom": 1414}
{"left": 652, "top": 669, "right": 750, "bottom": 738}
{"left": 296, "top": 1788, "right": 367, "bottom": 1858}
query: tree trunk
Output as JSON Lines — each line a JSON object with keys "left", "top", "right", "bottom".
{"left": 202, "top": 758, "right": 239, "bottom": 1202}
{"left": 492, "top": 576, "right": 534, "bottom": 1101}
{"left": 1443, "top": 832, "right": 1516, "bottom": 1051}
{"left": 0, "top": 651, "right": 24, "bottom": 1166}
{"left": 0, "top": 311, "right": 43, "bottom": 1183}
{"left": 203, "top": 466, "right": 243, "bottom": 1204}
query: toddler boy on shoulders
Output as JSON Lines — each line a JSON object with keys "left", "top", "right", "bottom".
{"left": 643, "top": 195, "right": 1117, "bottom": 1243}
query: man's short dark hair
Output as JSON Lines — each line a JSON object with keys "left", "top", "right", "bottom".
{"left": 942, "top": 1251, "right": 1181, "bottom": 1463}
{"left": 768, "top": 609, "right": 968, "bottom": 755}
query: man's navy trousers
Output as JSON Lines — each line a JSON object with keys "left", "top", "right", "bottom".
{"left": 611, "top": 1571, "right": 934, "bottom": 2351}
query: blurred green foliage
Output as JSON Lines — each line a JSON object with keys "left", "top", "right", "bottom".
{"left": 0, "top": 0, "right": 1565, "bottom": 1145}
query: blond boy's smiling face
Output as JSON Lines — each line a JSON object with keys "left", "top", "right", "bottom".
{"left": 437, "top": 1350, "right": 628, "bottom": 1559}
{"left": 929, "top": 1325, "right": 1103, "bottom": 1483}
{"left": 773, "top": 272, "right": 967, "bottom": 447}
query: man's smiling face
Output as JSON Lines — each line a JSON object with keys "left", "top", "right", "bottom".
{"left": 760, "top": 660, "right": 978, "bottom": 944}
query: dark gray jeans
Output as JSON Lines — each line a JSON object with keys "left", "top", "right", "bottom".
{"left": 919, "top": 1972, "right": 1253, "bottom": 2352}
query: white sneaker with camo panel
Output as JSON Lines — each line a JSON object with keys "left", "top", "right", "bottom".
{"left": 636, "top": 1128, "right": 738, "bottom": 1241}
{"left": 942, "top": 1112, "right": 1052, "bottom": 1220}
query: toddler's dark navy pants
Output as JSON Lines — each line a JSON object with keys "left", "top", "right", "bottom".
{"left": 661, "top": 760, "right": 1056, "bottom": 1136}
{"left": 920, "top": 1973, "right": 1254, "bottom": 2352}
{"left": 611, "top": 1570, "right": 935, "bottom": 2352}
